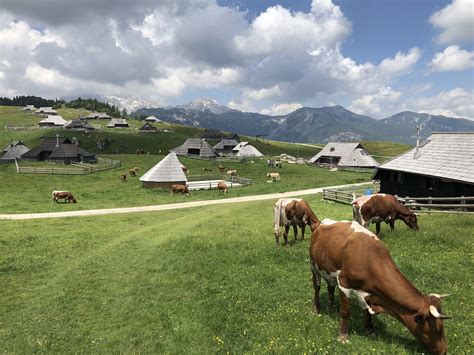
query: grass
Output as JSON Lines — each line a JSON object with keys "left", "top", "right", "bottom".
{"left": 1, "top": 196, "right": 472, "bottom": 353}
{"left": 0, "top": 154, "right": 371, "bottom": 213}
{"left": 361, "top": 140, "right": 412, "bottom": 162}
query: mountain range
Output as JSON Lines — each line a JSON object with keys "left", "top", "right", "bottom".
{"left": 132, "top": 99, "right": 474, "bottom": 144}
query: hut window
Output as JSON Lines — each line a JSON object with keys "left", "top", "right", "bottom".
{"left": 396, "top": 172, "right": 404, "bottom": 184}
{"left": 330, "top": 147, "right": 335, "bottom": 152}
{"left": 188, "top": 148, "right": 200, "bottom": 155}
{"left": 389, "top": 171, "right": 395, "bottom": 182}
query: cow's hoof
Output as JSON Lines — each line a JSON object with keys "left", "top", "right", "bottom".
{"left": 312, "top": 307, "right": 320, "bottom": 315}
{"left": 328, "top": 303, "right": 337, "bottom": 312}
{"left": 367, "top": 331, "right": 376, "bottom": 339}
{"left": 338, "top": 334, "right": 349, "bottom": 344}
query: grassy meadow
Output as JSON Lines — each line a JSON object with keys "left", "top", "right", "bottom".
{"left": 1, "top": 196, "right": 473, "bottom": 353}
{"left": 0, "top": 154, "right": 371, "bottom": 213}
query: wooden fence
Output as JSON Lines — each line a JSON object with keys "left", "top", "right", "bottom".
{"left": 187, "top": 174, "right": 252, "bottom": 186}
{"left": 16, "top": 157, "right": 121, "bottom": 175}
{"left": 322, "top": 185, "right": 474, "bottom": 214}
{"left": 322, "top": 184, "right": 377, "bottom": 205}
{"left": 396, "top": 196, "right": 474, "bottom": 213}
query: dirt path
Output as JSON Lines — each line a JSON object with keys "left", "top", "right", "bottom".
{"left": 0, "top": 182, "right": 370, "bottom": 220}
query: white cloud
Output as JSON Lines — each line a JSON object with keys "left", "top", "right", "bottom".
{"left": 412, "top": 88, "right": 474, "bottom": 118}
{"left": 260, "top": 102, "right": 303, "bottom": 116}
{"left": 349, "top": 87, "right": 402, "bottom": 117}
{"left": 430, "top": 0, "right": 474, "bottom": 45}
{"left": 378, "top": 47, "right": 421, "bottom": 76}
{"left": 430, "top": 45, "right": 474, "bottom": 71}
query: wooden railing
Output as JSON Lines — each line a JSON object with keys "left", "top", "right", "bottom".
{"left": 227, "top": 175, "right": 252, "bottom": 186}
{"left": 16, "top": 157, "right": 121, "bottom": 175}
{"left": 396, "top": 196, "right": 474, "bottom": 213}
{"left": 322, "top": 184, "right": 376, "bottom": 205}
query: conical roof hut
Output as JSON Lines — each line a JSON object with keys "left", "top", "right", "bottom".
{"left": 140, "top": 152, "right": 187, "bottom": 188}
{"left": 236, "top": 144, "right": 264, "bottom": 158}
{"left": 1, "top": 141, "right": 30, "bottom": 161}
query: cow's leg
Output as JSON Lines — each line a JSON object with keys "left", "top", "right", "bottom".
{"left": 310, "top": 263, "right": 321, "bottom": 314}
{"left": 327, "top": 284, "right": 336, "bottom": 310}
{"left": 283, "top": 225, "right": 290, "bottom": 246}
{"left": 375, "top": 222, "right": 381, "bottom": 235}
{"left": 389, "top": 217, "right": 395, "bottom": 231}
{"left": 338, "top": 288, "right": 351, "bottom": 343}
{"left": 301, "top": 224, "right": 306, "bottom": 240}
{"left": 365, "top": 310, "right": 375, "bottom": 337}
{"left": 274, "top": 230, "right": 280, "bottom": 247}
{"left": 293, "top": 224, "right": 298, "bottom": 241}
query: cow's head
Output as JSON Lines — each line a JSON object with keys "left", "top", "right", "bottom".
{"left": 403, "top": 212, "right": 419, "bottom": 231}
{"left": 411, "top": 295, "right": 450, "bottom": 354}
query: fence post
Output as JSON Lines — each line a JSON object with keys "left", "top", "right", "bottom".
{"left": 428, "top": 197, "right": 432, "bottom": 211}
{"left": 335, "top": 190, "right": 338, "bottom": 201}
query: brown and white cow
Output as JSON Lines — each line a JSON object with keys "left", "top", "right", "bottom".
{"left": 217, "top": 181, "right": 227, "bottom": 194}
{"left": 226, "top": 169, "right": 237, "bottom": 177}
{"left": 352, "top": 193, "right": 418, "bottom": 235}
{"left": 52, "top": 191, "right": 77, "bottom": 203}
{"left": 273, "top": 198, "right": 320, "bottom": 246}
{"left": 170, "top": 184, "right": 190, "bottom": 196}
{"left": 309, "top": 219, "right": 449, "bottom": 354}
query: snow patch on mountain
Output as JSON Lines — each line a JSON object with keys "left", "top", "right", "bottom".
{"left": 176, "top": 98, "right": 231, "bottom": 114}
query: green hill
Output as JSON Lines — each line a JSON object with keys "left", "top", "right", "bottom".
{"left": 0, "top": 106, "right": 411, "bottom": 160}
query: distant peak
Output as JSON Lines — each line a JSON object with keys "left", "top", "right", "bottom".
{"left": 177, "top": 98, "right": 231, "bottom": 114}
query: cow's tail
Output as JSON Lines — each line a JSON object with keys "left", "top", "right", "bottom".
{"left": 352, "top": 202, "right": 360, "bottom": 223}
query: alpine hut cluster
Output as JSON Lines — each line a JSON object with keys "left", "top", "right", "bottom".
{"left": 310, "top": 142, "right": 378, "bottom": 168}
{"left": 172, "top": 138, "right": 217, "bottom": 158}
{"left": 374, "top": 132, "right": 474, "bottom": 197}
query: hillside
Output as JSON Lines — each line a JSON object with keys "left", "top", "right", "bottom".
{"left": 0, "top": 106, "right": 318, "bottom": 158}
{"left": 134, "top": 101, "right": 474, "bottom": 144}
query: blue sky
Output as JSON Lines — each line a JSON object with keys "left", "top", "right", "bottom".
{"left": 0, "top": 0, "right": 473, "bottom": 118}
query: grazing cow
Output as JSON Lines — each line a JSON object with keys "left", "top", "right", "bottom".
{"left": 352, "top": 193, "right": 419, "bottom": 235}
{"left": 121, "top": 172, "right": 127, "bottom": 182}
{"left": 128, "top": 168, "right": 138, "bottom": 177}
{"left": 217, "top": 181, "right": 227, "bottom": 194}
{"left": 218, "top": 164, "right": 226, "bottom": 173}
{"left": 226, "top": 170, "right": 237, "bottom": 177}
{"left": 267, "top": 172, "right": 280, "bottom": 181}
{"left": 52, "top": 191, "right": 77, "bottom": 203}
{"left": 309, "top": 219, "right": 449, "bottom": 354}
{"left": 273, "top": 198, "right": 320, "bottom": 246}
{"left": 170, "top": 184, "right": 190, "bottom": 196}
{"left": 202, "top": 167, "right": 212, "bottom": 172}
{"left": 182, "top": 166, "right": 189, "bottom": 174}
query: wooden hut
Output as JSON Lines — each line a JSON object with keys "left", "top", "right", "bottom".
{"left": 172, "top": 138, "right": 216, "bottom": 158}
{"left": 85, "top": 112, "right": 112, "bottom": 119}
{"left": 38, "top": 115, "right": 68, "bottom": 127}
{"left": 140, "top": 152, "right": 187, "bottom": 188}
{"left": 213, "top": 139, "right": 238, "bottom": 154}
{"left": 144, "top": 115, "right": 162, "bottom": 123}
{"left": 138, "top": 123, "right": 157, "bottom": 132}
{"left": 107, "top": 118, "right": 129, "bottom": 128}
{"left": 373, "top": 132, "right": 474, "bottom": 197}
{"left": 22, "top": 105, "right": 36, "bottom": 111}
{"left": 22, "top": 136, "right": 96, "bottom": 164}
{"left": 35, "top": 107, "right": 58, "bottom": 115}
{"left": 1, "top": 141, "right": 30, "bottom": 162}
{"left": 309, "top": 142, "right": 378, "bottom": 168}
{"left": 64, "top": 119, "right": 95, "bottom": 131}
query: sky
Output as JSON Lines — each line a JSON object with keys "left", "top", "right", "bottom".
{"left": 0, "top": 0, "right": 472, "bottom": 118}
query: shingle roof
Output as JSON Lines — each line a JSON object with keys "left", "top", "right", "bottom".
{"left": 140, "top": 152, "right": 187, "bottom": 182}
{"left": 48, "top": 144, "right": 95, "bottom": 159}
{"left": 22, "top": 137, "right": 72, "bottom": 159}
{"left": 64, "top": 119, "right": 94, "bottom": 130}
{"left": 232, "top": 141, "right": 249, "bottom": 152}
{"left": 85, "top": 112, "right": 112, "bottom": 119}
{"left": 213, "top": 139, "right": 239, "bottom": 150}
{"left": 107, "top": 118, "right": 129, "bottom": 127}
{"left": 376, "top": 132, "right": 474, "bottom": 184}
{"left": 38, "top": 115, "right": 68, "bottom": 126}
{"left": 1, "top": 141, "right": 30, "bottom": 160}
{"left": 145, "top": 115, "right": 161, "bottom": 122}
{"left": 236, "top": 144, "right": 264, "bottom": 157}
{"left": 139, "top": 123, "right": 157, "bottom": 131}
{"left": 172, "top": 138, "right": 216, "bottom": 157}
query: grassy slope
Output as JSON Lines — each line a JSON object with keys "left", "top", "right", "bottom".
{"left": 361, "top": 141, "right": 412, "bottom": 162}
{"left": 0, "top": 106, "right": 319, "bottom": 158}
{"left": 0, "top": 154, "right": 371, "bottom": 213}
{"left": 1, "top": 197, "right": 472, "bottom": 353}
